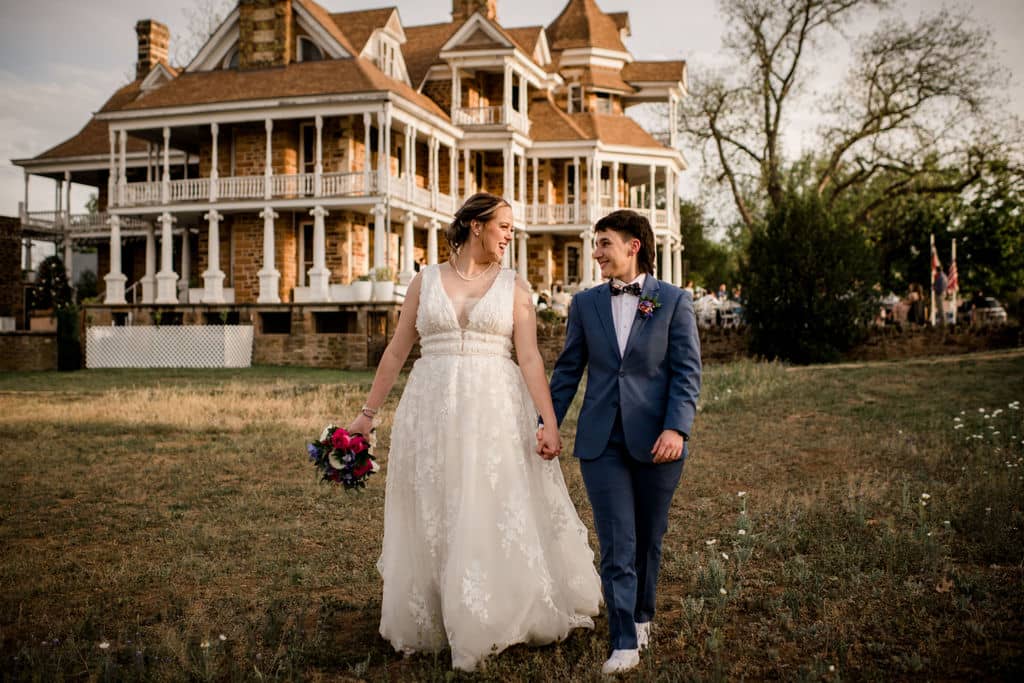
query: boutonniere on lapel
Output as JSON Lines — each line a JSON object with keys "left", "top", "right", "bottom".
{"left": 637, "top": 294, "right": 661, "bottom": 320}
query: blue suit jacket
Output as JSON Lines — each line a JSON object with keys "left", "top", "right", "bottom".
{"left": 549, "top": 276, "right": 702, "bottom": 461}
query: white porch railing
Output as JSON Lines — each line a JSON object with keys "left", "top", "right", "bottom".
{"left": 270, "top": 173, "right": 314, "bottom": 198}
{"left": 526, "top": 204, "right": 579, "bottom": 224}
{"left": 322, "top": 171, "right": 373, "bottom": 196}
{"left": 413, "top": 186, "right": 432, "bottom": 208}
{"left": 436, "top": 193, "right": 456, "bottom": 215}
{"left": 453, "top": 106, "right": 503, "bottom": 126}
{"left": 123, "top": 182, "right": 161, "bottom": 206}
{"left": 217, "top": 175, "right": 265, "bottom": 200}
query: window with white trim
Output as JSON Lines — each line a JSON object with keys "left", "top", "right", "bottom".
{"left": 567, "top": 84, "right": 582, "bottom": 113}
{"left": 297, "top": 36, "right": 323, "bottom": 62}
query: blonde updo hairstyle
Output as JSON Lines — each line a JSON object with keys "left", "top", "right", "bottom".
{"left": 445, "top": 192, "right": 511, "bottom": 252}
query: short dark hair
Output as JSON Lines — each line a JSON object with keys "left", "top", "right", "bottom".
{"left": 594, "top": 209, "right": 656, "bottom": 275}
{"left": 445, "top": 192, "right": 510, "bottom": 251}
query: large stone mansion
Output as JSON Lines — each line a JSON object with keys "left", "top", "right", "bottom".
{"left": 16, "top": 0, "right": 685, "bottom": 303}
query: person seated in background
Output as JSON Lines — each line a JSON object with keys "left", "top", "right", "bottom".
{"left": 550, "top": 282, "right": 571, "bottom": 316}
{"left": 537, "top": 289, "right": 552, "bottom": 311}
{"left": 716, "top": 283, "right": 728, "bottom": 300}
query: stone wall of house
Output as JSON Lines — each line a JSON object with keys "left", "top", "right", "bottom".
{"left": 238, "top": 0, "right": 293, "bottom": 70}
{"left": 0, "top": 332, "right": 58, "bottom": 371}
{"left": 0, "top": 216, "right": 23, "bottom": 321}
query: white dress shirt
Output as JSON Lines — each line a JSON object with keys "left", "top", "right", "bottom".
{"left": 610, "top": 273, "right": 646, "bottom": 356}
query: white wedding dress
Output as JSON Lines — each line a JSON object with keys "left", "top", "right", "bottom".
{"left": 378, "top": 264, "right": 602, "bottom": 670}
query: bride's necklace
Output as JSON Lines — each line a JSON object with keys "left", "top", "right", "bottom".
{"left": 450, "top": 257, "right": 498, "bottom": 282}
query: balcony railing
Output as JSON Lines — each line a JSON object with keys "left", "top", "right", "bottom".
{"left": 454, "top": 106, "right": 503, "bottom": 126}
{"left": 22, "top": 210, "right": 151, "bottom": 235}
{"left": 525, "top": 204, "right": 670, "bottom": 228}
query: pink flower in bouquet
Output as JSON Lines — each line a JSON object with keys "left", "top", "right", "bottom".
{"left": 348, "top": 435, "right": 368, "bottom": 453}
{"left": 353, "top": 459, "right": 374, "bottom": 478}
{"left": 331, "top": 428, "right": 351, "bottom": 450}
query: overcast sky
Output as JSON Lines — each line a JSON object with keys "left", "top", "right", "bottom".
{"left": 1, "top": 0, "right": 1022, "bottom": 219}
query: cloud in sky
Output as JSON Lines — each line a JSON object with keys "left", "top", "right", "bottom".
{"left": 1, "top": 0, "right": 1021, "bottom": 220}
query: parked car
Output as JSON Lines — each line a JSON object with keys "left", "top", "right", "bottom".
{"left": 959, "top": 297, "right": 1008, "bottom": 325}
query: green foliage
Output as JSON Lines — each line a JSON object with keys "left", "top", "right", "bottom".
{"left": 743, "top": 189, "right": 877, "bottom": 363}
{"left": 75, "top": 270, "right": 99, "bottom": 303}
{"left": 678, "top": 200, "right": 740, "bottom": 289}
{"left": 31, "top": 255, "right": 73, "bottom": 311}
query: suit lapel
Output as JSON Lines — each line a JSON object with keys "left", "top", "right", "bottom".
{"left": 592, "top": 281, "right": 621, "bottom": 361}
{"left": 622, "top": 275, "right": 660, "bottom": 362}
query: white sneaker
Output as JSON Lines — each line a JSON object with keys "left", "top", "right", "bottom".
{"left": 636, "top": 621, "right": 651, "bottom": 651}
{"left": 601, "top": 649, "right": 640, "bottom": 674}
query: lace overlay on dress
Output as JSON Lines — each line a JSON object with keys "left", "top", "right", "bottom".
{"left": 377, "top": 264, "right": 601, "bottom": 671}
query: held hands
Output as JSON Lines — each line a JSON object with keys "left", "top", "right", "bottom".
{"left": 535, "top": 425, "right": 562, "bottom": 460}
{"left": 651, "top": 429, "right": 685, "bottom": 463}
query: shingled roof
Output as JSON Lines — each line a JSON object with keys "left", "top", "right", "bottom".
{"left": 570, "top": 111, "right": 664, "bottom": 148}
{"left": 580, "top": 66, "right": 635, "bottom": 93}
{"left": 330, "top": 7, "right": 396, "bottom": 54}
{"left": 403, "top": 21, "right": 461, "bottom": 88}
{"left": 116, "top": 58, "right": 447, "bottom": 119}
{"left": 622, "top": 60, "right": 686, "bottom": 83}
{"left": 546, "top": 0, "right": 627, "bottom": 53}
{"left": 504, "top": 26, "right": 544, "bottom": 58}
{"left": 35, "top": 81, "right": 148, "bottom": 160}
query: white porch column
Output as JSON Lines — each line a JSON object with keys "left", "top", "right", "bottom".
{"left": 431, "top": 137, "right": 440, "bottom": 207}
{"left": 108, "top": 130, "right": 116, "bottom": 208}
{"left": 649, "top": 164, "right": 657, "bottom": 218}
{"left": 118, "top": 130, "right": 127, "bottom": 206}
{"left": 669, "top": 93, "right": 679, "bottom": 148}
{"left": 661, "top": 234, "right": 672, "bottom": 283}
{"left": 264, "top": 119, "right": 273, "bottom": 200}
{"left": 516, "top": 231, "right": 529, "bottom": 282}
{"left": 503, "top": 147, "right": 512, "bottom": 199}
{"left": 180, "top": 227, "right": 191, "bottom": 301}
{"left": 463, "top": 149, "right": 471, "bottom": 198}
{"left": 372, "top": 202, "right": 387, "bottom": 269}
{"left": 503, "top": 60, "right": 513, "bottom": 125}
{"left": 581, "top": 227, "right": 594, "bottom": 288}
{"left": 612, "top": 161, "right": 620, "bottom": 209}
{"left": 451, "top": 62, "right": 462, "bottom": 116}
{"left": 314, "top": 115, "right": 323, "bottom": 197}
{"left": 142, "top": 222, "right": 156, "bottom": 303}
{"left": 62, "top": 171, "right": 72, "bottom": 280}
{"left": 518, "top": 72, "right": 528, "bottom": 124}
{"left": 427, "top": 218, "right": 439, "bottom": 265}
{"left": 672, "top": 244, "right": 683, "bottom": 287}
{"left": 308, "top": 205, "right": 330, "bottom": 300}
{"left": 400, "top": 211, "right": 416, "bottom": 284}
{"left": 258, "top": 207, "right": 281, "bottom": 303}
{"left": 377, "top": 109, "right": 389, "bottom": 193}
{"left": 531, "top": 157, "right": 539, "bottom": 220}
{"left": 449, "top": 143, "right": 458, "bottom": 203}
{"left": 202, "top": 210, "right": 225, "bottom": 304}
{"left": 161, "top": 127, "right": 170, "bottom": 204}
{"left": 573, "top": 157, "right": 581, "bottom": 224}
{"left": 409, "top": 126, "right": 418, "bottom": 199}
{"left": 155, "top": 212, "right": 179, "bottom": 303}
{"left": 518, "top": 153, "right": 526, "bottom": 206}
{"left": 363, "top": 112, "right": 372, "bottom": 192}
{"left": 104, "top": 215, "right": 126, "bottom": 304}
{"left": 210, "top": 123, "right": 219, "bottom": 202}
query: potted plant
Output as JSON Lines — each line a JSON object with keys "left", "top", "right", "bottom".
{"left": 29, "top": 255, "right": 72, "bottom": 332}
{"left": 371, "top": 267, "right": 395, "bottom": 302}
{"left": 351, "top": 273, "right": 373, "bottom": 302}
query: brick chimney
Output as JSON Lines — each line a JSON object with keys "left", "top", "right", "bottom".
{"left": 135, "top": 20, "right": 170, "bottom": 80}
{"left": 452, "top": 0, "right": 497, "bottom": 23}
{"left": 239, "top": 0, "right": 294, "bottom": 69}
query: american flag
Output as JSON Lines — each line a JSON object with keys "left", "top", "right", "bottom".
{"left": 948, "top": 259, "right": 959, "bottom": 292}
{"left": 931, "top": 245, "right": 941, "bottom": 283}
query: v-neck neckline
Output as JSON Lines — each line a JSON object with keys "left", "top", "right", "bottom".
{"left": 436, "top": 264, "right": 504, "bottom": 332}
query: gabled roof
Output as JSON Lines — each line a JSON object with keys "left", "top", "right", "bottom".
{"left": 504, "top": 26, "right": 544, "bottom": 57}
{"left": 570, "top": 112, "right": 663, "bottom": 148}
{"left": 35, "top": 81, "right": 148, "bottom": 160}
{"left": 622, "top": 60, "right": 686, "bottom": 83}
{"left": 403, "top": 21, "right": 461, "bottom": 87}
{"left": 528, "top": 94, "right": 589, "bottom": 142}
{"left": 580, "top": 66, "right": 635, "bottom": 93}
{"left": 331, "top": 7, "right": 398, "bottom": 53}
{"left": 294, "top": 0, "right": 358, "bottom": 57}
{"left": 115, "top": 58, "right": 446, "bottom": 119}
{"left": 546, "top": 0, "right": 627, "bottom": 53}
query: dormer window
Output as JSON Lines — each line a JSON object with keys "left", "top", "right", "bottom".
{"left": 377, "top": 38, "right": 397, "bottom": 78}
{"left": 297, "top": 36, "right": 323, "bottom": 63}
{"left": 593, "top": 92, "right": 613, "bottom": 114}
{"left": 568, "top": 84, "right": 582, "bottom": 114}
{"left": 223, "top": 48, "right": 239, "bottom": 69}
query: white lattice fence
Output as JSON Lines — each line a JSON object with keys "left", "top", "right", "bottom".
{"left": 86, "top": 326, "right": 254, "bottom": 368}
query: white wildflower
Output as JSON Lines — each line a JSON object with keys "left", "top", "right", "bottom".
{"left": 737, "top": 529, "right": 747, "bottom": 536}
{"left": 219, "top": 634, "right": 227, "bottom": 642}
{"left": 920, "top": 493, "right": 931, "bottom": 500}
{"left": 706, "top": 539, "right": 718, "bottom": 546}
{"left": 719, "top": 588, "right": 727, "bottom": 595}
{"left": 722, "top": 552, "right": 729, "bottom": 560}
{"left": 737, "top": 491, "right": 747, "bottom": 498}
{"left": 200, "top": 640, "right": 210, "bottom": 650}
{"left": 99, "top": 641, "right": 110, "bottom": 650}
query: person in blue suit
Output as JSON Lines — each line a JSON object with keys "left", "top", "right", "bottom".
{"left": 540, "top": 209, "right": 701, "bottom": 674}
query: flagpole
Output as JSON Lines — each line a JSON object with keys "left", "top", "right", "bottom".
{"left": 951, "top": 238, "right": 957, "bottom": 325}
{"left": 929, "top": 233, "right": 936, "bottom": 326}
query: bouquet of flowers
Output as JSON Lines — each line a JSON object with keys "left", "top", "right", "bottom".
{"left": 307, "top": 424, "right": 379, "bottom": 490}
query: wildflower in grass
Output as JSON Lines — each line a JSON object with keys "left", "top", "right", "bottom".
{"left": 719, "top": 588, "right": 727, "bottom": 595}
{"left": 979, "top": 408, "right": 986, "bottom": 412}
{"left": 706, "top": 539, "right": 718, "bottom": 546}
{"left": 200, "top": 640, "right": 210, "bottom": 650}
{"left": 737, "top": 529, "right": 747, "bottom": 536}
{"left": 219, "top": 634, "right": 227, "bottom": 642}
{"left": 99, "top": 641, "right": 110, "bottom": 650}
{"left": 722, "top": 552, "right": 729, "bottom": 560}
{"left": 829, "top": 665, "right": 836, "bottom": 672}
{"left": 955, "top": 424, "right": 965, "bottom": 430}
{"left": 737, "top": 491, "right": 747, "bottom": 498}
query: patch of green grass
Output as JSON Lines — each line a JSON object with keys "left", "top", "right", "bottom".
{"left": 1, "top": 355, "right": 1022, "bottom": 680}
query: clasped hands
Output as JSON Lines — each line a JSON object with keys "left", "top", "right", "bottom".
{"left": 535, "top": 426, "right": 685, "bottom": 463}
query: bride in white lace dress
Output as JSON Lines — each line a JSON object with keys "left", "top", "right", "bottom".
{"left": 347, "top": 193, "right": 601, "bottom": 671}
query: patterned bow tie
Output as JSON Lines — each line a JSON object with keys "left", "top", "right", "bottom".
{"left": 610, "top": 282, "right": 642, "bottom": 296}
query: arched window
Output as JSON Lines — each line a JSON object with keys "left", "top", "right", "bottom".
{"left": 298, "top": 36, "right": 323, "bottom": 62}
{"left": 223, "top": 48, "right": 239, "bottom": 69}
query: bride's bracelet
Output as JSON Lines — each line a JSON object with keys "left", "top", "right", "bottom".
{"left": 361, "top": 404, "right": 379, "bottom": 419}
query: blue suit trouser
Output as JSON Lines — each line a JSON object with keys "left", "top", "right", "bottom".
{"left": 579, "top": 413, "right": 684, "bottom": 650}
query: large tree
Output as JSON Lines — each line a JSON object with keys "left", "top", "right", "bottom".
{"left": 682, "top": 0, "right": 1008, "bottom": 231}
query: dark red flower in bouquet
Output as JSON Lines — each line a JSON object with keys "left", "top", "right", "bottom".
{"left": 353, "top": 460, "right": 374, "bottom": 478}
{"left": 348, "top": 435, "right": 368, "bottom": 454}
{"left": 331, "top": 428, "right": 351, "bottom": 450}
